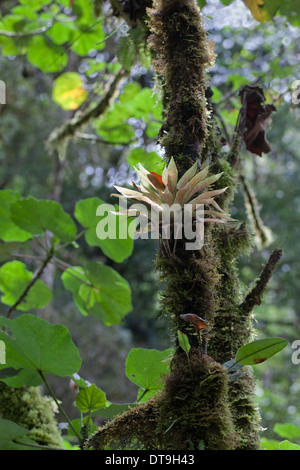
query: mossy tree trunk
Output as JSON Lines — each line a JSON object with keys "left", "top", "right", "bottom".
{"left": 88, "top": 0, "right": 281, "bottom": 451}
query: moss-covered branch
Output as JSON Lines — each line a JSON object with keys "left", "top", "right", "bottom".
{"left": 240, "top": 248, "right": 283, "bottom": 316}
{"left": 46, "top": 69, "right": 128, "bottom": 154}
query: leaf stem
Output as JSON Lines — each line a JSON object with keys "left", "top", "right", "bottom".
{"left": 38, "top": 370, "right": 83, "bottom": 445}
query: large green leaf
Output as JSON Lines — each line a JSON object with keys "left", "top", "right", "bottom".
{"left": 274, "top": 423, "right": 300, "bottom": 441}
{"left": 61, "top": 262, "right": 132, "bottom": 325}
{"left": 234, "top": 337, "right": 288, "bottom": 366}
{"left": 11, "top": 197, "right": 77, "bottom": 243}
{"left": 125, "top": 348, "right": 172, "bottom": 396}
{"left": 0, "top": 191, "right": 32, "bottom": 243}
{"left": 0, "top": 260, "right": 52, "bottom": 311}
{"left": 27, "top": 35, "right": 68, "bottom": 72}
{"left": 0, "top": 419, "right": 36, "bottom": 450}
{"left": 75, "top": 197, "right": 134, "bottom": 263}
{"left": 0, "top": 314, "right": 82, "bottom": 382}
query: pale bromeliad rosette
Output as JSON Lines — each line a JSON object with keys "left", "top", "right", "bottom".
{"left": 111, "top": 157, "right": 234, "bottom": 256}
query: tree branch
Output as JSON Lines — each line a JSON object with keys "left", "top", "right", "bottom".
{"left": 46, "top": 69, "right": 128, "bottom": 153}
{"left": 0, "top": 22, "right": 55, "bottom": 38}
{"left": 239, "top": 248, "right": 283, "bottom": 316}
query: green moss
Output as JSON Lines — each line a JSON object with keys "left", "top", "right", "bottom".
{"left": 157, "top": 350, "right": 238, "bottom": 450}
{"left": 0, "top": 382, "right": 63, "bottom": 448}
{"left": 86, "top": 350, "right": 238, "bottom": 451}
{"left": 148, "top": 0, "right": 215, "bottom": 165}
{"left": 85, "top": 397, "right": 163, "bottom": 450}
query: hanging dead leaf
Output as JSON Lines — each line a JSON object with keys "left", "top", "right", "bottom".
{"left": 239, "top": 85, "right": 276, "bottom": 157}
{"left": 180, "top": 313, "right": 208, "bottom": 332}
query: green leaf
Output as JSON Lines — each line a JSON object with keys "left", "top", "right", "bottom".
{"left": 127, "top": 148, "right": 164, "bottom": 174}
{"left": 74, "top": 197, "right": 134, "bottom": 263}
{"left": 274, "top": 423, "right": 300, "bottom": 441}
{"left": 27, "top": 35, "right": 68, "bottom": 72}
{"left": 0, "top": 260, "right": 52, "bottom": 311}
{"left": 0, "top": 314, "right": 82, "bottom": 379}
{"left": 260, "top": 438, "right": 280, "bottom": 450}
{"left": 75, "top": 384, "right": 106, "bottom": 413}
{"left": 279, "top": 440, "right": 300, "bottom": 450}
{"left": 19, "top": 0, "right": 52, "bottom": 9}
{"left": 11, "top": 197, "right": 77, "bottom": 243}
{"left": 125, "top": 348, "right": 172, "bottom": 394}
{"left": 234, "top": 337, "right": 288, "bottom": 366}
{"left": 0, "top": 190, "right": 32, "bottom": 243}
{"left": 177, "top": 330, "right": 191, "bottom": 356}
{"left": 61, "top": 262, "right": 132, "bottom": 325}
{"left": 0, "top": 368, "right": 42, "bottom": 388}
{"left": 52, "top": 72, "right": 87, "bottom": 110}
{"left": 0, "top": 419, "right": 33, "bottom": 450}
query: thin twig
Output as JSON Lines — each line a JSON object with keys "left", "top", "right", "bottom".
{"left": 6, "top": 253, "right": 54, "bottom": 319}
{"left": 239, "top": 248, "right": 283, "bottom": 316}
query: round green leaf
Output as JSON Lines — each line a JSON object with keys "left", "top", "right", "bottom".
{"left": 61, "top": 262, "right": 132, "bottom": 325}
{"left": 0, "top": 190, "right": 32, "bottom": 243}
{"left": 52, "top": 72, "right": 87, "bottom": 110}
{"left": 0, "top": 314, "right": 82, "bottom": 378}
{"left": 234, "top": 337, "right": 288, "bottom": 366}
{"left": 75, "top": 384, "right": 106, "bottom": 413}
{"left": 0, "top": 260, "right": 52, "bottom": 311}
{"left": 11, "top": 197, "right": 77, "bottom": 243}
{"left": 75, "top": 197, "right": 134, "bottom": 263}
{"left": 125, "top": 348, "right": 172, "bottom": 393}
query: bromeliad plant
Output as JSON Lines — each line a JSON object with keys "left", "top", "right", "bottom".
{"left": 111, "top": 157, "right": 234, "bottom": 257}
